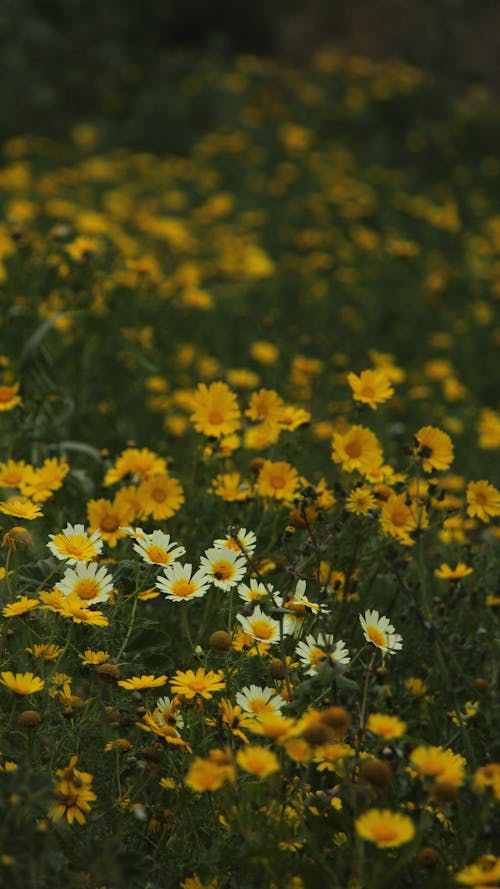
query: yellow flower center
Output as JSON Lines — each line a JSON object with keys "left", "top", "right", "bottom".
{"left": 188, "top": 679, "right": 207, "bottom": 692}
{"left": 390, "top": 506, "right": 409, "bottom": 527}
{"left": 208, "top": 410, "right": 223, "bottom": 425}
{"left": 361, "top": 385, "right": 376, "bottom": 399}
{"left": 2, "top": 471, "right": 22, "bottom": 485}
{"left": 310, "top": 648, "right": 327, "bottom": 665}
{"left": 372, "top": 824, "right": 398, "bottom": 843}
{"left": 151, "top": 486, "right": 167, "bottom": 502}
{"left": 0, "top": 386, "right": 14, "bottom": 402}
{"left": 212, "top": 561, "right": 234, "bottom": 581}
{"left": 74, "top": 579, "right": 100, "bottom": 600}
{"left": 249, "top": 699, "right": 271, "bottom": 715}
{"left": 171, "top": 579, "right": 195, "bottom": 598}
{"left": 145, "top": 545, "right": 171, "bottom": 564}
{"left": 269, "top": 473, "right": 285, "bottom": 489}
{"left": 64, "top": 536, "right": 92, "bottom": 558}
{"left": 100, "top": 514, "right": 119, "bottom": 532}
{"left": 367, "top": 626, "right": 387, "bottom": 648}
{"left": 250, "top": 619, "right": 274, "bottom": 640}
{"left": 345, "top": 438, "right": 362, "bottom": 458}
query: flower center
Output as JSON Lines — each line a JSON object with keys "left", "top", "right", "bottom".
{"left": 145, "top": 545, "right": 171, "bottom": 564}
{"left": 367, "top": 626, "right": 387, "bottom": 648}
{"left": 151, "top": 486, "right": 166, "bottom": 502}
{"left": 65, "top": 536, "right": 92, "bottom": 557}
{"left": 345, "top": 439, "right": 362, "bottom": 458}
{"left": 0, "top": 386, "right": 14, "bottom": 402}
{"left": 249, "top": 699, "right": 271, "bottom": 715}
{"left": 373, "top": 825, "right": 398, "bottom": 843}
{"left": 390, "top": 507, "right": 409, "bottom": 527}
{"left": 101, "top": 515, "right": 119, "bottom": 532}
{"left": 250, "top": 619, "right": 273, "bottom": 640}
{"left": 270, "top": 473, "right": 285, "bottom": 489}
{"left": 213, "top": 561, "right": 233, "bottom": 581}
{"left": 310, "top": 648, "right": 327, "bottom": 666}
{"left": 2, "top": 471, "right": 22, "bottom": 485}
{"left": 208, "top": 410, "right": 223, "bottom": 425}
{"left": 171, "top": 579, "right": 195, "bottom": 598}
{"left": 74, "top": 579, "right": 100, "bottom": 600}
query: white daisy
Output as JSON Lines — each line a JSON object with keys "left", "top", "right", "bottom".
{"left": 237, "top": 578, "right": 280, "bottom": 604}
{"left": 200, "top": 547, "right": 247, "bottom": 591}
{"left": 133, "top": 529, "right": 186, "bottom": 567}
{"left": 359, "top": 609, "right": 402, "bottom": 655}
{"left": 236, "top": 605, "right": 281, "bottom": 645}
{"left": 156, "top": 696, "right": 184, "bottom": 730}
{"left": 57, "top": 562, "right": 114, "bottom": 605}
{"left": 47, "top": 523, "right": 103, "bottom": 564}
{"left": 156, "top": 562, "right": 210, "bottom": 603}
{"left": 236, "top": 684, "right": 285, "bottom": 718}
{"left": 296, "top": 633, "right": 350, "bottom": 675}
{"left": 213, "top": 527, "right": 257, "bottom": 557}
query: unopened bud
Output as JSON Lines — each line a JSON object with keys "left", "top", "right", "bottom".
{"left": 17, "top": 709, "right": 41, "bottom": 729}
{"left": 209, "top": 630, "right": 232, "bottom": 653}
{"left": 3, "top": 527, "right": 33, "bottom": 552}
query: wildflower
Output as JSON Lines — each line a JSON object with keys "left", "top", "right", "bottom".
{"left": 210, "top": 472, "right": 251, "bottom": 501}
{"left": 355, "top": 809, "right": 415, "bottom": 848}
{"left": 347, "top": 369, "right": 394, "bottom": 409}
{"left": 133, "top": 529, "right": 186, "bottom": 566}
{"left": 255, "top": 460, "right": 300, "bottom": 502}
{"left": 156, "top": 562, "right": 210, "bottom": 603}
{"left": 346, "top": 485, "right": 377, "bottom": 515}
{"left": 213, "top": 527, "right": 256, "bottom": 557}
{"left": 478, "top": 408, "right": 500, "bottom": 449}
{"left": 249, "top": 340, "right": 278, "bottom": 366}
{"left": 466, "top": 480, "right": 500, "bottom": 522}
{"left": 20, "top": 457, "right": 69, "bottom": 501}
{"left": 232, "top": 628, "right": 271, "bottom": 655}
{"left": 190, "top": 381, "right": 241, "bottom": 438}
{"left": 236, "top": 685, "right": 285, "bottom": 718}
{"left": 138, "top": 474, "right": 185, "bottom": 521}
{"left": 472, "top": 764, "right": 500, "bottom": 801}
{"left": 55, "top": 594, "right": 109, "bottom": 626}
{"left": 156, "top": 696, "right": 184, "bottom": 731}
{"left": 0, "top": 496, "right": 43, "bottom": 519}
{"left": 414, "top": 426, "right": 454, "bottom": 472}
{"left": 26, "top": 643, "right": 63, "bottom": 661}
{"left": 410, "top": 745, "right": 466, "bottom": 786}
{"left": 218, "top": 699, "right": 255, "bottom": 743}
{"left": 118, "top": 675, "right": 168, "bottom": 691}
{"left": 245, "top": 388, "right": 285, "bottom": 436}
{"left": 0, "top": 382, "right": 22, "bottom": 411}
{"left": 455, "top": 855, "right": 500, "bottom": 885}
{"left": 404, "top": 677, "right": 428, "bottom": 697}
{"left": 79, "top": 650, "right": 110, "bottom": 665}
{"left": 200, "top": 547, "right": 246, "bottom": 591}
{"left": 379, "top": 492, "right": 426, "bottom": 545}
{"left": 57, "top": 562, "right": 114, "bottom": 606}
{"left": 2, "top": 596, "right": 39, "bottom": 618}
{"left": 49, "top": 756, "right": 96, "bottom": 825}
{"left": 236, "top": 606, "right": 281, "bottom": 645}
{"left": 185, "top": 750, "right": 235, "bottom": 791}
{"left": 366, "top": 713, "right": 407, "bottom": 740}
{"left": 47, "top": 523, "right": 103, "bottom": 564}
{"left": 434, "top": 562, "right": 473, "bottom": 580}
{"left": 136, "top": 710, "right": 189, "bottom": 749}
{"left": 236, "top": 745, "right": 280, "bottom": 778}
{"left": 296, "top": 634, "right": 350, "bottom": 674}
{"left": 331, "top": 425, "right": 383, "bottom": 474}
{"left": 87, "top": 496, "right": 133, "bottom": 547}
{"left": 0, "top": 672, "right": 44, "bottom": 695}
{"left": 359, "top": 610, "right": 402, "bottom": 655}
{"left": 170, "top": 668, "right": 225, "bottom": 700}
{"left": 238, "top": 578, "right": 274, "bottom": 604}
{"left": 104, "top": 446, "right": 168, "bottom": 485}
{"left": 0, "top": 459, "right": 27, "bottom": 488}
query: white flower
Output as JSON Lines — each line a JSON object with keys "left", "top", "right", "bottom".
{"left": 236, "top": 606, "right": 281, "bottom": 645}
{"left": 200, "top": 547, "right": 247, "bottom": 591}
{"left": 57, "top": 562, "right": 114, "bottom": 605}
{"left": 213, "top": 527, "right": 257, "bottom": 557}
{"left": 237, "top": 578, "right": 279, "bottom": 604}
{"left": 236, "top": 685, "right": 285, "bottom": 717}
{"left": 133, "top": 529, "right": 186, "bottom": 567}
{"left": 359, "top": 609, "right": 402, "bottom": 655}
{"left": 296, "top": 633, "right": 350, "bottom": 674}
{"left": 156, "top": 562, "right": 210, "bottom": 603}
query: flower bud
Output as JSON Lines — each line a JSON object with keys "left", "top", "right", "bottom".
{"left": 269, "top": 658, "right": 285, "bottom": 680}
{"left": 96, "top": 663, "right": 121, "bottom": 683}
{"left": 209, "top": 630, "right": 232, "bottom": 652}
{"left": 2, "top": 527, "right": 33, "bottom": 552}
{"left": 320, "top": 706, "right": 351, "bottom": 737}
{"left": 17, "top": 709, "right": 41, "bottom": 729}
{"left": 359, "top": 758, "right": 393, "bottom": 789}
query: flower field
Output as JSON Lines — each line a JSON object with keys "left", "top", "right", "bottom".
{"left": 0, "top": 48, "right": 499, "bottom": 889}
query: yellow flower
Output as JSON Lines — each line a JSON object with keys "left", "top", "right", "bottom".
{"left": 346, "top": 485, "right": 377, "bottom": 515}
{"left": 210, "top": 472, "right": 251, "bottom": 501}
{"left": 118, "top": 675, "right": 168, "bottom": 691}
{"left": 466, "top": 480, "right": 500, "bottom": 522}
{"left": 190, "top": 381, "right": 241, "bottom": 438}
{"left": 478, "top": 408, "right": 500, "bottom": 449}
{"left": 472, "top": 764, "right": 500, "bottom": 801}
{"left": 236, "top": 745, "right": 280, "bottom": 778}
{"left": 331, "top": 425, "right": 383, "bottom": 474}
{"left": 347, "top": 369, "right": 394, "bottom": 409}
{"left": 414, "top": 426, "right": 454, "bottom": 472}
{"left": 26, "top": 643, "right": 63, "bottom": 661}
{"left": 47, "top": 523, "right": 103, "bottom": 564}
{"left": 255, "top": 460, "right": 299, "bottom": 502}
{"left": 355, "top": 809, "right": 415, "bottom": 848}
{"left": 79, "top": 650, "right": 110, "bottom": 665}
{"left": 2, "top": 596, "right": 39, "bottom": 618}
{"left": 0, "top": 671, "right": 45, "bottom": 695}
{"left": 455, "top": 855, "right": 500, "bottom": 885}
{"left": 104, "top": 446, "right": 168, "bottom": 485}
{"left": 410, "top": 745, "right": 466, "bottom": 786}
{"left": 366, "top": 713, "right": 406, "bottom": 740}
{"left": 379, "top": 492, "right": 426, "bottom": 546}
{"left": 434, "top": 562, "right": 473, "bottom": 580}
{"left": 55, "top": 593, "right": 109, "bottom": 627}
{"left": 0, "top": 382, "right": 22, "bottom": 411}
{"left": 0, "top": 459, "right": 28, "bottom": 488}
{"left": 20, "top": 457, "right": 69, "bottom": 501}
{"left": 249, "top": 340, "right": 278, "bottom": 366}
{"left": 138, "top": 474, "right": 185, "bottom": 521}
{"left": 245, "top": 388, "right": 285, "bottom": 437}
{"left": 0, "top": 496, "right": 43, "bottom": 520}
{"left": 170, "top": 668, "right": 225, "bottom": 700}
{"left": 87, "top": 496, "right": 133, "bottom": 547}
{"left": 49, "top": 756, "right": 96, "bottom": 825}
{"left": 185, "top": 750, "right": 235, "bottom": 792}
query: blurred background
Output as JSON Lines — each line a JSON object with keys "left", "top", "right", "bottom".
{"left": 1, "top": 0, "right": 499, "bottom": 150}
